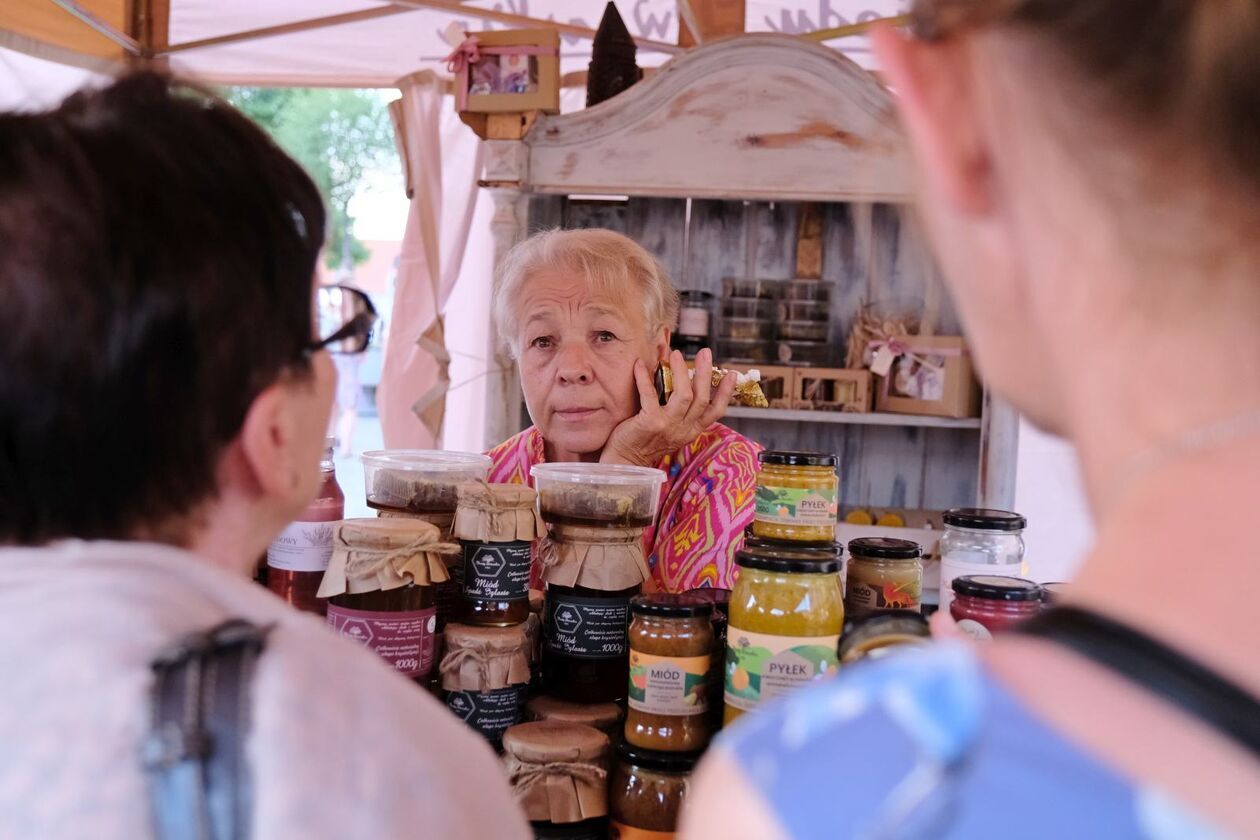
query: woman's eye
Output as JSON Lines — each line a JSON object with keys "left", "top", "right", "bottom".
{"left": 530, "top": 336, "right": 554, "bottom": 350}
{"left": 595, "top": 331, "right": 617, "bottom": 343}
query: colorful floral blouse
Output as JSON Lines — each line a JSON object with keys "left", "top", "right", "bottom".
{"left": 486, "top": 424, "right": 762, "bottom": 592}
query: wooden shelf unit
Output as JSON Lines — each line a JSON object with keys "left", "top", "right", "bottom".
{"left": 473, "top": 33, "right": 1018, "bottom": 511}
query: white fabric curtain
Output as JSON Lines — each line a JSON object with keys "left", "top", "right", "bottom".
{"left": 378, "top": 70, "right": 485, "bottom": 448}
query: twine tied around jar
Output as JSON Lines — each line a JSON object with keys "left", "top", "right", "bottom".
{"left": 505, "top": 756, "right": 608, "bottom": 823}
{"left": 454, "top": 480, "right": 546, "bottom": 543}
{"left": 537, "top": 528, "right": 651, "bottom": 590}
{"left": 439, "top": 637, "right": 531, "bottom": 692}
{"left": 317, "top": 519, "right": 459, "bottom": 598}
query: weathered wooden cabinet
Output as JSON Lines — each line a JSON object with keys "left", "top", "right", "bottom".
{"left": 477, "top": 34, "right": 1018, "bottom": 510}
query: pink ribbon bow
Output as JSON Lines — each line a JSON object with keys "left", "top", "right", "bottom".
{"left": 444, "top": 35, "right": 481, "bottom": 75}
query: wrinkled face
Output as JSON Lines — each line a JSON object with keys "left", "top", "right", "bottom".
{"left": 515, "top": 268, "right": 667, "bottom": 460}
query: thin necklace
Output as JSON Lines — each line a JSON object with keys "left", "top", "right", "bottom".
{"left": 1105, "top": 407, "right": 1260, "bottom": 510}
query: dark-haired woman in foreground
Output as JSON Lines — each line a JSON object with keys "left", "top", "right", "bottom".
{"left": 685, "top": 2, "right": 1260, "bottom": 837}
{"left": 0, "top": 74, "right": 527, "bottom": 838}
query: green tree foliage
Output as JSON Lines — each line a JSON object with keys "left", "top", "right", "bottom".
{"left": 225, "top": 87, "right": 398, "bottom": 270}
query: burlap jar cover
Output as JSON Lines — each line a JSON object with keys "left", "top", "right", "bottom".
{"left": 317, "top": 518, "right": 457, "bottom": 599}
{"left": 538, "top": 524, "right": 652, "bottom": 591}
{"left": 503, "top": 721, "right": 610, "bottom": 823}
{"left": 440, "top": 622, "right": 532, "bottom": 692}
{"left": 454, "top": 482, "right": 546, "bottom": 544}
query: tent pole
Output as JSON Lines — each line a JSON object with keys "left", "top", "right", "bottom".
{"left": 47, "top": 0, "right": 142, "bottom": 54}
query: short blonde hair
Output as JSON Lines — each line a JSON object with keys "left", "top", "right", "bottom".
{"left": 493, "top": 228, "right": 680, "bottom": 356}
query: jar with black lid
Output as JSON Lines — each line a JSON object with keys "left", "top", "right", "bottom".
{"left": 950, "top": 575, "right": 1044, "bottom": 638}
{"left": 609, "top": 741, "right": 702, "bottom": 839}
{"left": 742, "top": 529, "right": 846, "bottom": 594}
{"left": 753, "top": 450, "right": 839, "bottom": 543}
{"left": 845, "top": 537, "right": 922, "bottom": 619}
{"left": 725, "top": 546, "right": 844, "bottom": 723}
{"left": 626, "top": 594, "right": 713, "bottom": 753}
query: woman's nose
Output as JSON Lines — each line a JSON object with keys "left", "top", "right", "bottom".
{"left": 556, "top": 344, "right": 594, "bottom": 384}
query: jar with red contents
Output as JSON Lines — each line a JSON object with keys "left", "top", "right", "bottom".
{"left": 266, "top": 437, "right": 343, "bottom": 615}
{"left": 949, "top": 575, "right": 1044, "bottom": 639}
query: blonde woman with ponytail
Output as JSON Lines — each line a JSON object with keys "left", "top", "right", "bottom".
{"left": 685, "top": 2, "right": 1260, "bottom": 837}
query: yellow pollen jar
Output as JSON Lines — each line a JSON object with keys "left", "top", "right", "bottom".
{"left": 752, "top": 450, "right": 839, "bottom": 543}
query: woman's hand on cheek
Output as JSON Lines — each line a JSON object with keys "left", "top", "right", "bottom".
{"left": 600, "top": 349, "right": 737, "bottom": 468}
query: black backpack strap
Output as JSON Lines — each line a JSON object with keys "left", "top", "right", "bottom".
{"left": 1017, "top": 607, "right": 1260, "bottom": 760}
{"left": 143, "top": 619, "right": 272, "bottom": 840}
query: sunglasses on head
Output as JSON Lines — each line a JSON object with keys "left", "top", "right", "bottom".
{"left": 306, "top": 284, "right": 378, "bottom": 356}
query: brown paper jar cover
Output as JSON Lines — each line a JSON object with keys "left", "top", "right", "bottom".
{"left": 539, "top": 524, "right": 651, "bottom": 591}
{"left": 440, "top": 622, "right": 532, "bottom": 692}
{"left": 454, "top": 482, "right": 547, "bottom": 543}
{"left": 316, "top": 518, "right": 457, "bottom": 599}
{"left": 526, "top": 695, "right": 624, "bottom": 738}
{"left": 529, "top": 588, "right": 545, "bottom": 615}
{"left": 503, "top": 721, "right": 610, "bottom": 824}
{"left": 523, "top": 612, "right": 542, "bottom": 665}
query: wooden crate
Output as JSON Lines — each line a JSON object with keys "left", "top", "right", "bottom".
{"left": 792, "top": 368, "right": 872, "bottom": 413}
{"left": 723, "top": 364, "right": 794, "bottom": 408}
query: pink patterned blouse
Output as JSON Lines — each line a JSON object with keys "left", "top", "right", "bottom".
{"left": 486, "top": 424, "right": 762, "bottom": 593}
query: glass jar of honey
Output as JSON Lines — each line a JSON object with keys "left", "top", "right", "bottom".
{"left": 724, "top": 547, "right": 844, "bottom": 725}
{"left": 625, "top": 594, "right": 713, "bottom": 753}
{"left": 845, "top": 537, "right": 922, "bottom": 619}
{"left": 609, "top": 741, "right": 701, "bottom": 839}
{"left": 752, "top": 451, "right": 839, "bottom": 543}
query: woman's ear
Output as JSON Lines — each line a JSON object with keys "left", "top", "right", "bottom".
{"left": 238, "top": 381, "right": 304, "bottom": 500}
{"left": 654, "top": 326, "right": 672, "bottom": 362}
{"left": 872, "top": 24, "right": 994, "bottom": 216}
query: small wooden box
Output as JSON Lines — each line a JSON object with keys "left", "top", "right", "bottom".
{"left": 872, "top": 335, "right": 981, "bottom": 419}
{"left": 791, "top": 368, "right": 872, "bottom": 413}
{"left": 455, "top": 29, "right": 560, "bottom": 116}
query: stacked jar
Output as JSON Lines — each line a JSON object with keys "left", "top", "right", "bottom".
{"left": 609, "top": 741, "right": 702, "bottom": 839}
{"left": 531, "top": 464, "right": 666, "bottom": 705}
{"left": 625, "top": 593, "right": 714, "bottom": 753}
{"left": 439, "top": 482, "right": 545, "bottom": 750}
{"left": 359, "top": 450, "right": 493, "bottom": 633}
{"left": 316, "top": 517, "right": 454, "bottom": 685}
{"left": 752, "top": 450, "right": 839, "bottom": 545}
{"left": 503, "top": 721, "right": 611, "bottom": 839}
{"left": 938, "top": 508, "right": 1027, "bottom": 612}
{"left": 266, "top": 436, "right": 343, "bottom": 615}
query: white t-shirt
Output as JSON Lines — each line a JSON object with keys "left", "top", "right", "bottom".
{"left": 0, "top": 540, "right": 531, "bottom": 839}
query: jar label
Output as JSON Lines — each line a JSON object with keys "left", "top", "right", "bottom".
{"left": 266, "top": 520, "right": 337, "bottom": 572}
{"left": 326, "top": 605, "right": 437, "bottom": 678}
{"left": 610, "top": 822, "right": 676, "bottom": 839}
{"left": 627, "top": 652, "right": 709, "bottom": 716}
{"left": 445, "top": 685, "right": 527, "bottom": 747}
{"left": 461, "top": 540, "right": 532, "bottom": 603}
{"left": 545, "top": 592, "right": 631, "bottom": 660}
{"left": 847, "top": 578, "right": 921, "bottom": 614}
{"left": 724, "top": 627, "right": 840, "bottom": 712}
{"left": 754, "top": 485, "right": 838, "bottom": 526}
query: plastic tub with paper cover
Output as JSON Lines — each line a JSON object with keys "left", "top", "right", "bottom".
{"left": 362, "top": 450, "right": 492, "bottom": 515}
{"left": 531, "top": 463, "right": 665, "bottom": 529}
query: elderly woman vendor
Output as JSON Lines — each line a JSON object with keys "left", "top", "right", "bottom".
{"left": 487, "top": 228, "right": 761, "bottom": 591}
